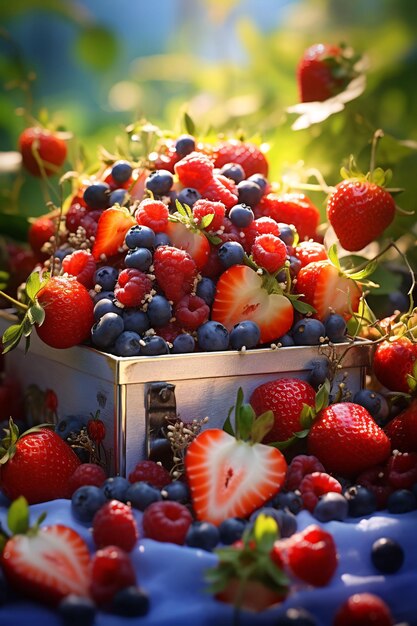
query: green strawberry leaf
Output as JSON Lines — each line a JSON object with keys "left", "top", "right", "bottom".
{"left": 27, "top": 302, "right": 45, "bottom": 326}
{"left": 268, "top": 436, "right": 296, "bottom": 451}
{"left": 237, "top": 404, "right": 256, "bottom": 441}
{"left": 2, "top": 324, "right": 24, "bottom": 354}
{"left": 328, "top": 243, "right": 341, "bottom": 270}
{"left": 293, "top": 428, "right": 310, "bottom": 439}
{"left": 406, "top": 374, "right": 417, "bottom": 393}
{"left": 300, "top": 403, "right": 315, "bottom": 429}
{"left": 7, "top": 496, "right": 30, "bottom": 536}
{"left": 205, "top": 232, "right": 222, "bottom": 245}
{"left": 347, "top": 259, "right": 379, "bottom": 281}
{"left": 315, "top": 379, "right": 331, "bottom": 413}
{"left": 250, "top": 410, "right": 274, "bottom": 444}
{"left": 200, "top": 213, "right": 214, "bottom": 229}
{"left": 25, "top": 271, "right": 43, "bottom": 302}
{"left": 223, "top": 405, "right": 235, "bottom": 436}
{"left": 183, "top": 111, "right": 196, "bottom": 136}
{"left": 288, "top": 295, "right": 316, "bottom": 315}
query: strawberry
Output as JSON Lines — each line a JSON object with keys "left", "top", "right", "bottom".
{"left": 92, "top": 206, "right": 135, "bottom": 261}
{"left": 211, "top": 264, "right": 294, "bottom": 344}
{"left": 28, "top": 215, "right": 57, "bottom": 261}
{"left": 0, "top": 419, "right": 80, "bottom": 503}
{"left": 384, "top": 399, "right": 417, "bottom": 452}
{"left": 19, "top": 126, "right": 67, "bottom": 177}
{"left": 295, "top": 258, "right": 362, "bottom": 321}
{"left": 333, "top": 592, "right": 394, "bottom": 626}
{"left": 373, "top": 337, "right": 417, "bottom": 394}
{"left": 308, "top": 402, "right": 391, "bottom": 477}
{"left": 254, "top": 193, "right": 320, "bottom": 241}
{"left": 185, "top": 389, "right": 287, "bottom": 525}
{"left": 249, "top": 377, "right": 316, "bottom": 442}
{"left": 165, "top": 219, "right": 210, "bottom": 270}
{"left": 295, "top": 240, "right": 328, "bottom": 268}
{"left": 327, "top": 178, "right": 396, "bottom": 252}
{"left": 297, "top": 43, "right": 359, "bottom": 103}
{"left": 1, "top": 499, "right": 90, "bottom": 607}
{"left": 283, "top": 524, "right": 338, "bottom": 586}
{"left": 213, "top": 140, "right": 269, "bottom": 178}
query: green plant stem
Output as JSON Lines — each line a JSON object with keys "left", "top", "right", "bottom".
{"left": 0, "top": 291, "right": 28, "bottom": 312}
{"left": 369, "top": 129, "right": 384, "bottom": 176}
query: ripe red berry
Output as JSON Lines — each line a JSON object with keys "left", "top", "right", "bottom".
{"left": 19, "top": 127, "right": 67, "bottom": 177}
{"left": 114, "top": 268, "right": 153, "bottom": 307}
{"left": 87, "top": 414, "right": 106, "bottom": 445}
{"left": 298, "top": 472, "right": 343, "bottom": 512}
{"left": 295, "top": 240, "right": 328, "bottom": 268}
{"left": 192, "top": 199, "right": 226, "bottom": 231}
{"left": 333, "top": 592, "right": 394, "bottom": 626}
{"left": 251, "top": 233, "right": 288, "bottom": 273}
{"left": 199, "top": 175, "right": 238, "bottom": 209}
{"left": 386, "top": 452, "right": 417, "bottom": 490}
{"left": 62, "top": 249, "right": 96, "bottom": 288}
{"left": 253, "top": 216, "right": 281, "bottom": 237}
{"left": 28, "top": 216, "right": 57, "bottom": 261}
{"left": 213, "top": 140, "right": 268, "bottom": 178}
{"left": 135, "top": 198, "right": 169, "bottom": 233}
{"left": 285, "top": 454, "right": 325, "bottom": 491}
{"left": 67, "top": 463, "right": 107, "bottom": 495}
{"left": 142, "top": 500, "right": 193, "bottom": 545}
{"left": 356, "top": 465, "right": 393, "bottom": 509}
{"left": 128, "top": 459, "right": 172, "bottom": 488}
{"left": 286, "top": 525, "right": 338, "bottom": 587}
{"left": 174, "top": 151, "right": 214, "bottom": 189}
{"left": 174, "top": 294, "right": 210, "bottom": 330}
{"left": 92, "top": 500, "right": 139, "bottom": 552}
{"left": 153, "top": 245, "right": 198, "bottom": 304}
{"left": 90, "top": 545, "right": 136, "bottom": 606}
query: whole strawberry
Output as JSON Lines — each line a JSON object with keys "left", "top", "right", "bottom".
{"left": 0, "top": 419, "right": 81, "bottom": 503}
{"left": 297, "top": 43, "right": 359, "bottom": 103}
{"left": 308, "top": 402, "right": 391, "bottom": 477}
{"left": 373, "top": 337, "right": 417, "bottom": 394}
{"left": 19, "top": 126, "right": 67, "bottom": 177}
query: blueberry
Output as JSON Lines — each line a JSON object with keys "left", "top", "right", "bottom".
{"left": 278, "top": 223, "right": 296, "bottom": 247}
{"left": 177, "top": 187, "right": 201, "bottom": 207}
{"left": 288, "top": 255, "right": 302, "bottom": 277}
{"left": 125, "top": 247, "right": 153, "bottom": 271}
{"left": 371, "top": 537, "right": 404, "bottom": 574}
{"left": 111, "top": 586, "right": 150, "bottom": 617}
{"left": 218, "top": 241, "right": 245, "bottom": 268}
{"left": 307, "top": 356, "right": 331, "bottom": 388}
{"left": 71, "top": 485, "right": 106, "bottom": 523}
{"left": 218, "top": 517, "right": 247, "bottom": 545}
{"left": 109, "top": 188, "right": 129, "bottom": 206}
{"left": 126, "top": 481, "right": 162, "bottom": 511}
{"left": 125, "top": 224, "right": 156, "bottom": 250}
{"left": 172, "top": 333, "right": 196, "bottom": 354}
{"left": 292, "top": 318, "right": 326, "bottom": 346}
{"left": 93, "top": 290, "right": 115, "bottom": 304}
{"left": 111, "top": 160, "right": 133, "bottom": 184}
{"left": 147, "top": 295, "right": 173, "bottom": 327}
{"left": 93, "top": 298, "right": 121, "bottom": 322}
{"left": 197, "top": 321, "right": 229, "bottom": 351}
{"left": 162, "top": 481, "right": 190, "bottom": 503}
{"left": 219, "top": 163, "right": 245, "bottom": 184}
{"left": 175, "top": 134, "right": 196, "bottom": 158}
{"left": 275, "top": 607, "right": 317, "bottom": 626}
{"left": 387, "top": 489, "right": 417, "bottom": 513}
{"left": 344, "top": 485, "right": 375, "bottom": 517}
{"left": 324, "top": 313, "right": 347, "bottom": 343}
{"left": 353, "top": 389, "right": 389, "bottom": 423}
{"left": 94, "top": 266, "right": 119, "bottom": 291}
{"left": 247, "top": 173, "right": 268, "bottom": 192}
{"left": 91, "top": 312, "right": 124, "bottom": 349}
{"left": 228, "top": 203, "right": 254, "bottom": 228}
{"left": 102, "top": 476, "right": 130, "bottom": 502}
{"left": 230, "top": 320, "right": 261, "bottom": 350}
{"left": 196, "top": 277, "right": 216, "bottom": 307}
{"left": 122, "top": 309, "right": 150, "bottom": 334}
{"left": 237, "top": 180, "right": 263, "bottom": 207}
{"left": 140, "top": 335, "right": 170, "bottom": 355}
{"left": 54, "top": 247, "right": 74, "bottom": 262}
{"left": 55, "top": 414, "right": 87, "bottom": 441}
{"left": 58, "top": 594, "right": 96, "bottom": 626}
{"left": 83, "top": 181, "right": 111, "bottom": 209}
{"left": 154, "top": 232, "right": 171, "bottom": 247}
{"left": 276, "top": 334, "right": 295, "bottom": 347}
{"left": 185, "top": 521, "right": 220, "bottom": 551}
{"left": 145, "top": 169, "right": 173, "bottom": 196}
{"left": 114, "top": 331, "right": 142, "bottom": 357}
{"left": 271, "top": 491, "right": 303, "bottom": 515}
{"left": 313, "top": 492, "right": 349, "bottom": 522}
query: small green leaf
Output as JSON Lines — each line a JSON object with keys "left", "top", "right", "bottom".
{"left": 237, "top": 404, "right": 255, "bottom": 440}
{"left": 2, "top": 324, "right": 23, "bottom": 353}
{"left": 315, "top": 379, "right": 331, "bottom": 413}
{"left": 406, "top": 374, "right": 417, "bottom": 393}
{"left": 300, "top": 404, "right": 315, "bottom": 429}
{"left": 328, "top": 244, "right": 341, "bottom": 270}
{"left": 27, "top": 303, "right": 45, "bottom": 326}
{"left": 21, "top": 315, "right": 34, "bottom": 338}
{"left": 183, "top": 112, "right": 196, "bottom": 136}
{"left": 7, "top": 496, "right": 30, "bottom": 535}
{"left": 200, "top": 213, "right": 214, "bottom": 229}
{"left": 25, "top": 272, "right": 42, "bottom": 302}
{"left": 289, "top": 296, "right": 316, "bottom": 315}
{"left": 205, "top": 233, "right": 222, "bottom": 246}
{"left": 348, "top": 259, "right": 379, "bottom": 281}
{"left": 223, "top": 405, "right": 235, "bottom": 436}
{"left": 293, "top": 428, "right": 310, "bottom": 439}
{"left": 268, "top": 436, "right": 296, "bottom": 451}
{"left": 250, "top": 410, "right": 274, "bottom": 443}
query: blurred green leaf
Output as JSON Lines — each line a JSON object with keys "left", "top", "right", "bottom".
{"left": 74, "top": 26, "right": 118, "bottom": 71}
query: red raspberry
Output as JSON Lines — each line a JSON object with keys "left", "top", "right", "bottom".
{"left": 286, "top": 525, "right": 338, "bottom": 587}
{"left": 92, "top": 500, "right": 139, "bottom": 552}
{"left": 90, "top": 545, "right": 136, "bottom": 606}
{"left": 68, "top": 463, "right": 107, "bottom": 495}
{"left": 254, "top": 216, "right": 281, "bottom": 237}
{"left": 192, "top": 199, "right": 226, "bottom": 232}
{"left": 80, "top": 210, "right": 102, "bottom": 239}
{"left": 200, "top": 244, "right": 224, "bottom": 278}
{"left": 214, "top": 217, "right": 240, "bottom": 245}
{"left": 153, "top": 245, "right": 197, "bottom": 304}
{"left": 174, "top": 294, "right": 210, "bottom": 330}
{"left": 142, "top": 500, "right": 193, "bottom": 544}
{"left": 285, "top": 455, "right": 325, "bottom": 491}
{"left": 128, "top": 459, "right": 171, "bottom": 488}
{"left": 251, "top": 233, "right": 288, "bottom": 273}
{"left": 295, "top": 240, "right": 328, "bottom": 269}
{"left": 135, "top": 198, "right": 169, "bottom": 233}
{"left": 386, "top": 452, "right": 417, "bottom": 489}
{"left": 237, "top": 222, "right": 258, "bottom": 253}
{"left": 157, "top": 321, "right": 183, "bottom": 344}
{"left": 213, "top": 140, "right": 269, "bottom": 178}
{"left": 199, "top": 175, "right": 238, "bottom": 209}
{"left": 152, "top": 143, "right": 179, "bottom": 173}
{"left": 299, "top": 472, "right": 342, "bottom": 512}
{"left": 174, "top": 151, "right": 214, "bottom": 188}
{"left": 333, "top": 592, "right": 394, "bottom": 626}
{"left": 256, "top": 193, "right": 320, "bottom": 241}
{"left": 114, "top": 268, "right": 152, "bottom": 307}
{"left": 28, "top": 216, "right": 56, "bottom": 261}
{"left": 62, "top": 249, "right": 96, "bottom": 288}
{"left": 356, "top": 465, "right": 393, "bottom": 509}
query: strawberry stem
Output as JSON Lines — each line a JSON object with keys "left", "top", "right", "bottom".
{"left": 0, "top": 291, "right": 28, "bottom": 312}
{"left": 369, "top": 129, "right": 384, "bottom": 177}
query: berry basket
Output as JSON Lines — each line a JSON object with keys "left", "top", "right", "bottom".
{"left": 0, "top": 311, "right": 372, "bottom": 477}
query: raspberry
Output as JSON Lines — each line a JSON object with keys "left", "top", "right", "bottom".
{"left": 386, "top": 452, "right": 417, "bottom": 489}
{"left": 174, "top": 295, "right": 210, "bottom": 330}
{"left": 237, "top": 222, "right": 258, "bottom": 253}
{"left": 254, "top": 216, "right": 281, "bottom": 237}
{"left": 153, "top": 245, "right": 197, "bottom": 304}
{"left": 62, "top": 249, "right": 96, "bottom": 288}
{"left": 285, "top": 455, "right": 325, "bottom": 491}
{"left": 135, "top": 198, "right": 169, "bottom": 233}
{"left": 157, "top": 321, "right": 183, "bottom": 344}
{"left": 90, "top": 545, "right": 136, "bottom": 606}
{"left": 65, "top": 203, "right": 88, "bottom": 233}
{"left": 299, "top": 472, "right": 342, "bottom": 512}
{"left": 67, "top": 463, "right": 107, "bottom": 495}
{"left": 214, "top": 217, "right": 240, "bottom": 245}
{"left": 80, "top": 210, "right": 102, "bottom": 239}
{"left": 142, "top": 500, "right": 193, "bottom": 544}
{"left": 356, "top": 465, "right": 394, "bottom": 509}
{"left": 114, "top": 268, "right": 152, "bottom": 307}
{"left": 213, "top": 140, "right": 269, "bottom": 178}
{"left": 333, "top": 593, "right": 394, "bottom": 626}
{"left": 199, "top": 175, "right": 238, "bottom": 209}
{"left": 128, "top": 459, "right": 171, "bottom": 488}
{"left": 192, "top": 199, "right": 226, "bottom": 231}
{"left": 174, "top": 151, "right": 214, "bottom": 189}
{"left": 251, "top": 233, "right": 288, "bottom": 273}
{"left": 295, "top": 240, "right": 328, "bottom": 268}
{"left": 200, "top": 244, "right": 224, "bottom": 278}
{"left": 152, "top": 142, "right": 179, "bottom": 173}
{"left": 256, "top": 193, "right": 320, "bottom": 241}
{"left": 286, "top": 525, "right": 338, "bottom": 587}
{"left": 92, "top": 500, "right": 139, "bottom": 552}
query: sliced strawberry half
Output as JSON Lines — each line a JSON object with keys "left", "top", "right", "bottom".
{"left": 92, "top": 206, "right": 135, "bottom": 261}
{"left": 185, "top": 428, "right": 287, "bottom": 525}
{"left": 166, "top": 219, "right": 210, "bottom": 270}
{"left": 211, "top": 264, "right": 294, "bottom": 343}
{"left": 1, "top": 523, "right": 91, "bottom": 606}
